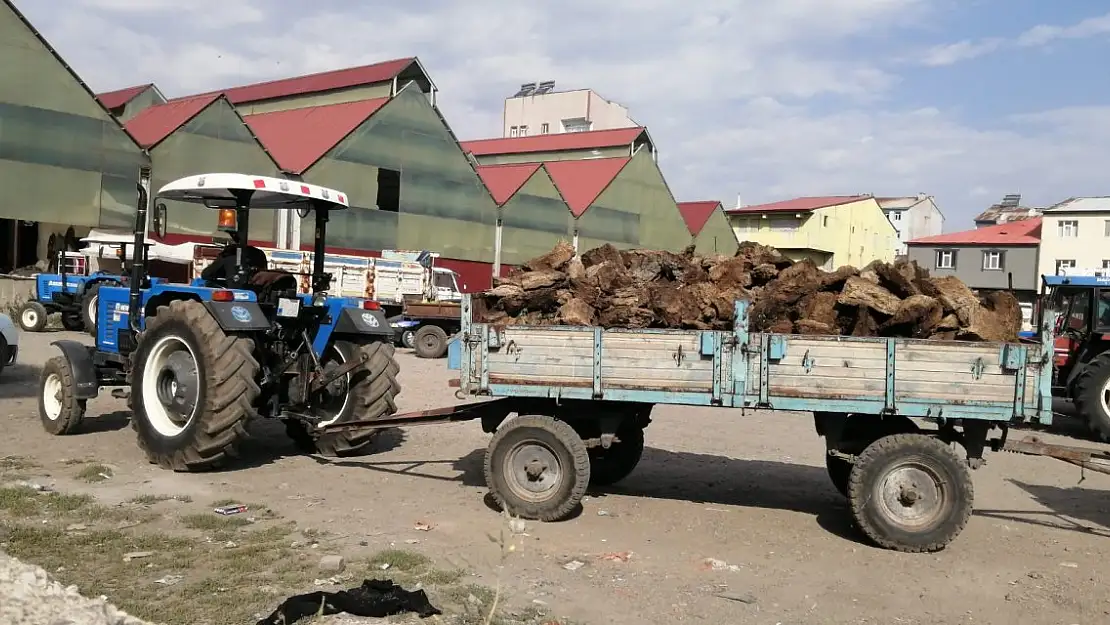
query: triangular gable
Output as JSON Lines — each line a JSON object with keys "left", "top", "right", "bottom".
{"left": 544, "top": 157, "right": 631, "bottom": 217}
{"left": 1, "top": 0, "right": 142, "bottom": 151}
{"left": 244, "top": 97, "right": 390, "bottom": 174}
{"left": 677, "top": 201, "right": 722, "bottom": 236}
{"left": 124, "top": 93, "right": 221, "bottom": 148}
{"left": 476, "top": 163, "right": 543, "bottom": 205}
{"left": 97, "top": 83, "right": 154, "bottom": 109}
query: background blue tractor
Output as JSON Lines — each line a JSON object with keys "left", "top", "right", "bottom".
{"left": 16, "top": 250, "right": 147, "bottom": 335}
{"left": 38, "top": 168, "right": 401, "bottom": 470}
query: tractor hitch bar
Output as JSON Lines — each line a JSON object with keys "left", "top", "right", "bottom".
{"left": 307, "top": 352, "right": 369, "bottom": 395}
{"left": 1000, "top": 435, "right": 1110, "bottom": 476}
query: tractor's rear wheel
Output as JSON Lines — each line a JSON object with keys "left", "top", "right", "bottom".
{"left": 18, "top": 301, "right": 48, "bottom": 332}
{"left": 1072, "top": 352, "right": 1110, "bottom": 442}
{"left": 82, "top": 282, "right": 116, "bottom": 337}
{"left": 296, "top": 339, "right": 401, "bottom": 457}
{"left": 129, "top": 299, "right": 260, "bottom": 471}
{"left": 61, "top": 313, "right": 83, "bottom": 332}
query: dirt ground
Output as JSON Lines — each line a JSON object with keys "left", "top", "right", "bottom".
{"left": 2, "top": 329, "right": 1109, "bottom": 625}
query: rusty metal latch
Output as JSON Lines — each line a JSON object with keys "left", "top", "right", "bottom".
{"left": 802, "top": 349, "right": 814, "bottom": 373}
{"left": 673, "top": 344, "right": 685, "bottom": 366}
{"left": 970, "top": 357, "right": 985, "bottom": 380}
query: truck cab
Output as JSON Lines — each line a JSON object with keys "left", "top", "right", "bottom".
{"left": 430, "top": 267, "right": 463, "bottom": 302}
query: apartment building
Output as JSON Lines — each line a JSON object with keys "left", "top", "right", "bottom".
{"left": 876, "top": 193, "right": 944, "bottom": 256}
{"left": 502, "top": 82, "right": 638, "bottom": 138}
{"left": 1036, "top": 197, "right": 1110, "bottom": 280}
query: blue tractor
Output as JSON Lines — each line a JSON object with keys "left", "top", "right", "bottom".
{"left": 16, "top": 249, "right": 146, "bottom": 335}
{"left": 38, "top": 168, "right": 401, "bottom": 470}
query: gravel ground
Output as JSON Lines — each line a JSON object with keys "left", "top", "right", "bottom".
{"left": 0, "top": 550, "right": 153, "bottom": 625}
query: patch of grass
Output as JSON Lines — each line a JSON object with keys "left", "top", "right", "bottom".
{"left": 75, "top": 464, "right": 113, "bottom": 483}
{"left": 127, "top": 494, "right": 172, "bottom": 506}
{"left": 0, "top": 486, "right": 95, "bottom": 517}
{"left": 420, "top": 567, "right": 467, "bottom": 585}
{"left": 0, "top": 456, "right": 38, "bottom": 471}
{"left": 179, "top": 513, "right": 250, "bottom": 531}
{"left": 61, "top": 458, "right": 93, "bottom": 466}
{"left": 369, "top": 548, "right": 431, "bottom": 572}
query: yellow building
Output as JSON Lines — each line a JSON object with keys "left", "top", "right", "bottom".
{"left": 726, "top": 195, "right": 898, "bottom": 269}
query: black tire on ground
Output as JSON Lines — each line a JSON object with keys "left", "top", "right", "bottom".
{"left": 0, "top": 335, "right": 7, "bottom": 379}
{"left": 575, "top": 420, "right": 646, "bottom": 486}
{"left": 484, "top": 415, "right": 591, "bottom": 521}
{"left": 847, "top": 433, "right": 973, "bottom": 553}
{"left": 825, "top": 414, "right": 921, "bottom": 497}
{"left": 18, "top": 301, "right": 48, "bottom": 332}
{"left": 61, "top": 313, "right": 83, "bottom": 332}
{"left": 82, "top": 282, "right": 115, "bottom": 337}
{"left": 303, "top": 339, "right": 402, "bottom": 457}
{"left": 1071, "top": 352, "right": 1110, "bottom": 442}
{"left": 401, "top": 329, "right": 416, "bottom": 350}
{"left": 128, "top": 299, "right": 260, "bottom": 471}
{"left": 413, "top": 325, "right": 449, "bottom": 359}
{"left": 39, "top": 356, "right": 86, "bottom": 435}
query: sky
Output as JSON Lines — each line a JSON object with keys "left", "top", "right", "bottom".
{"left": 17, "top": 0, "right": 1110, "bottom": 231}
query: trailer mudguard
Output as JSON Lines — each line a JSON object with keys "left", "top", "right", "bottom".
{"left": 332, "top": 308, "right": 394, "bottom": 338}
{"left": 50, "top": 340, "right": 100, "bottom": 399}
{"left": 203, "top": 302, "right": 271, "bottom": 331}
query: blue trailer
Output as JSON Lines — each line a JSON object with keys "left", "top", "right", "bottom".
{"left": 319, "top": 293, "right": 1110, "bottom": 553}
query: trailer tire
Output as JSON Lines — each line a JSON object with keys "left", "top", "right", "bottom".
{"left": 129, "top": 299, "right": 260, "bottom": 472}
{"left": 485, "top": 415, "right": 591, "bottom": 522}
{"left": 303, "top": 339, "right": 401, "bottom": 457}
{"left": 413, "top": 325, "right": 448, "bottom": 359}
{"left": 847, "top": 433, "right": 972, "bottom": 553}
{"left": 18, "top": 301, "right": 48, "bottom": 332}
{"left": 1071, "top": 352, "right": 1110, "bottom": 442}
{"left": 825, "top": 414, "right": 920, "bottom": 497}
{"left": 39, "top": 356, "right": 86, "bottom": 435}
{"left": 575, "top": 420, "right": 645, "bottom": 486}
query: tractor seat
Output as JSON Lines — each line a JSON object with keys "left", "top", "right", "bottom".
{"left": 247, "top": 270, "right": 300, "bottom": 302}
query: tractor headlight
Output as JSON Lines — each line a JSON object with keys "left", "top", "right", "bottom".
{"left": 311, "top": 293, "right": 327, "bottom": 307}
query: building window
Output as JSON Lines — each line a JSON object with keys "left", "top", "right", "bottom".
{"left": 541, "top": 123, "right": 549, "bottom": 134}
{"left": 1103, "top": 260, "right": 1110, "bottom": 271}
{"left": 935, "top": 249, "right": 956, "bottom": 269}
{"left": 1058, "top": 220, "right": 1078, "bottom": 237}
{"left": 1056, "top": 259, "right": 1076, "bottom": 275}
{"left": 519, "top": 125, "right": 528, "bottom": 136}
{"left": 509, "top": 126, "right": 518, "bottom": 137}
{"left": 562, "top": 117, "right": 591, "bottom": 132}
{"left": 892, "top": 211, "right": 902, "bottom": 221}
{"left": 1104, "top": 220, "right": 1110, "bottom": 237}
{"left": 376, "top": 168, "right": 400, "bottom": 212}
{"left": 822, "top": 215, "right": 828, "bottom": 227}
{"left": 982, "top": 250, "right": 1004, "bottom": 271}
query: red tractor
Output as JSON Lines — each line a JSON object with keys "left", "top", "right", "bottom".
{"left": 1037, "top": 274, "right": 1110, "bottom": 441}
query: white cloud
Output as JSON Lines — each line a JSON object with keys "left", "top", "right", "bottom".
{"left": 919, "top": 11, "right": 1110, "bottom": 65}
{"left": 12, "top": 0, "right": 1110, "bottom": 230}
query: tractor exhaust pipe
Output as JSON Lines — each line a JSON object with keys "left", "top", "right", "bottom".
{"left": 129, "top": 165, "right": 152, "bottom": 333}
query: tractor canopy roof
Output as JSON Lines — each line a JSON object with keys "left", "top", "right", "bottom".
{"left": 156, "top": 173, "right": 350, "bottom": 211}
{"left": 1042, "top": 274, "right": 1110, "bottom": 288}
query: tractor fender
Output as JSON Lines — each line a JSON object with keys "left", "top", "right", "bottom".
{"left": 202, "top": 301, "right": 271, "bottom": 331}
{"left": 332, "top": 308, "right": 394, "bottom": 339}
{"left": 50, "top": 340, "right": 100, "bottom": 399}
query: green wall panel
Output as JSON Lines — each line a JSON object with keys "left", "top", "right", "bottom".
{"left": 152, "top": 100, "right": 279, "bottom": 241}
{"left": 0, "top": 4, "right": 146, "bottom": 229}
{"left": 499, "top": 169, "right": 573, "bottom": 265}
{"left": 576, "top": 151, "right": 686, "bottom": 253}
{"left": 300, "top": 86, "right": 498, "bottom": 258}
{"left": 119, "top": 88, "right": 164, "bottom": 122}
{"left": 694, "top": 209, "right": 740, "bottom": 255}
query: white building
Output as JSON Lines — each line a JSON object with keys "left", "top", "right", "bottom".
{"left": 876, "top": 194, "right": 945, "bottom": 256}
{"left": 502, "top": 81, "right": 638, "bottom": 138}
{"left": 1036, "top": 197, "right": 1110, "bottom": 280}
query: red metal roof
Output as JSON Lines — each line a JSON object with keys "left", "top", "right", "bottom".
{"left": 173, "top": 58, "right": 414, "bottom": 105}
{"left": 461, "top": 127, "right": 645, "bottom": 157}
{"left": 124, "top": 93, "right": 221, "bottom": 148}
{"left": 544, "top": 157, "right": 631, "bottom": 217}
{"left": 725, "top": 195, "right": 869, "bottom": 214}
{"left": 243, "top": 98, "right": 390, "bottom": 174}
{"left": 677, "top": 201, "right": 722, "bottom": 236}
{"left": 908, "top": 217, "right": 1042, "bottom": 246}
{"left": 475, "top": 163, "right": 542, "bottom": 206}
{"left": 97, "top": 83, "right": 153, "bottom": 109}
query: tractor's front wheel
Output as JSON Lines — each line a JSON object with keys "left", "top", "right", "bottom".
{"left": 1071, "top": 352, "right": 1110, "bottom": 442}
{"left": 295, "top": 339, "right": 401, "bottom": 457}
{"left": 129, "top": 299, "right": 260, "bottom": 471}
{"left": 18, "top": 301, "right": 48, "bottom": 332}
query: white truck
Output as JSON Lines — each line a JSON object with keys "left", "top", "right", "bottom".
{"left": 190, "top": 246, "right": 463, "bottom": 317}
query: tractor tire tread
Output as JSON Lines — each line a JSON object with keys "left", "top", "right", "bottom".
{"left": 1072, "top": 351, "right": 1110, "bottom": 442}
{"left": 312, "top": 340, "right": 402, "bottom": 457}
{"left": 39, "top": 356, "right": 86, "bottom": 435}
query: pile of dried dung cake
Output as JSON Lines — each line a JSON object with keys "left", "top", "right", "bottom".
{"left": 477, "top": 240, "right": 1023, "bottom": 342}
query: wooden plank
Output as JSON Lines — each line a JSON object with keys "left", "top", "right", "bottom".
{"left": 895, "top": 379, "right": 1013, "bottom": 402}
{"left": 768, "top": 375, "right": 885, "bottom": 398}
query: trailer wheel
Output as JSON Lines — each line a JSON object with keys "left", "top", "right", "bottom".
{"left": 129, "top": 299, "right": 260, "bottom": 471}
{"left": 825, "top": 414, "right": 920, "bottom": 497}
{"left": 847, "top": 433, "right": 973, "bottom": 553}
{"left": 18, "top": 301, "right": 48, "bottom": 332}
{"left": 302, "top": 339, "right": 401, "bottom": 457}
{"left": 575, "top": 420, "right": 646, "bottom": 486}
{"left": 1071, "top": 352, "right": 1110, "bottom": 442}
{"left": 39, "top": 356, "right": 86, "bottom": 435}
{"left": 413, "top": 325, "right": 448, "bottom": 359}
{"left": 485, "top": 415, "right": 591, "bottom": 521}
